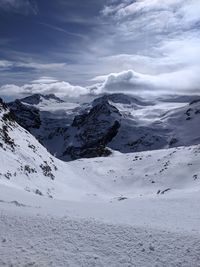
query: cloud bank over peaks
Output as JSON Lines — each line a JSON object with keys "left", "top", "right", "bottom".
{"left": 93, "top": 67, "right": 200, "bottom": 96}
{"left": 2, "top": 65, "right": 200, "bottom": 101}
{"left": 0, "top": 77, "right": 90, "bottom": 100}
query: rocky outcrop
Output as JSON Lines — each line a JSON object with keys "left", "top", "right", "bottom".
{"left": 8, "top": 100, "right": 41, "bottom": 130}
{"left": 63, "top": 100, "right": 122, "bottom": 160}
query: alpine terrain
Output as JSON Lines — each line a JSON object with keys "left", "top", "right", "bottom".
{"left": 0, "top": 95, "right": 200, "bottom": 266}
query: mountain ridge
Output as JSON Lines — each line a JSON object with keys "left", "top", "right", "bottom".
{"left": 6, "top": 93, "right": 200, "bottom": 161}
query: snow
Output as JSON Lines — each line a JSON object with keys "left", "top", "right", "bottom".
{"left": 0, "top": 183, "right": 200, "bottom": 266}
{"left": 70, "top": 146, "right": 200, "bottom": 198}
{"left": 1, "top": 97, "right": 200, "bottom": 266}
{"left": 1, "top": 208, "right": 200, "bottom": 267}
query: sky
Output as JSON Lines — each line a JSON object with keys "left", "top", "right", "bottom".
{"left": 0, "top": 0, "right": 200, "bottom": 99}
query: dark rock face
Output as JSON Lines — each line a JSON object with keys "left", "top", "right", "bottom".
{"left": 8, "top": 100, "right": 41, "bottom": 130}
{"left": 64, "top": 145, "right": 112, "bottom": 160}
{"left": 0, "top": 99, "right": 16, "bottom": 151}
{"left": 189, "top": 99, "right": 200, "bottom": 106}
{"left": 0, "top": 98, "right": 7, "bottom": 111}
{"left": 73, "top": 101, "right": 121, "bottom": 145}
{"left": 63, "top": 100, "right": 121, "bottom": 160}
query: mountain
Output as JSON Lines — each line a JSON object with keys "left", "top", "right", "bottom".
{"left": 7, "top": 99, "right": 41, "bottom": 130}
{"left": 1, "top": 96, "right": 200, "bottom": 200}
{"left": 62, "top": 100, "right": 121, "bottom": 160}
{"left": 63, "top": 94, "right": 200, "bottom": 159}
{"left": 19, "top": 93, "right": 64, "bottom": 105}
{"left": 0, "top": 98, "right": 96, "bottom": 200}
{"left": 62, "top": 94, "right": 167, "bottom": 160}
{"left": 8, "top": 94, "right": 71, "bottom": 158}
{"left": 92, "top": 93, "right": 151, "bottom": 106}
{"left": 7, "top": 93, "right": 200, "bottom": 161}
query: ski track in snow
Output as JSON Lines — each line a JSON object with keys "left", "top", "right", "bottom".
{"left": 0, "top": 210, "right": 200, "bottom": 267}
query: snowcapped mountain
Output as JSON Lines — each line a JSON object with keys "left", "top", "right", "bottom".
{"left": 6, "top": 93, "right": 200, "bottom": 161}
{"left": 0, "top": 95, "right": 200, "bottom": 198}
{"left": 92, "top": 93, "right": 151, "bottom": 106}
{"left": 8, "top": 94, "right": 72, "bottom": 158}
{"left": 63, "top": 93, "right": 200, "bottom": 159}
{"left": 0, "top": 98, "right": 100, "bottom": 201}
{"left": 7, "top": 99, "right": 41, "bottom": 130}
{"left": 1, "top": 96, "right": 200, "bottom": 201}
{"left": 19, "top": 93, "right": 64, "bottom": 105}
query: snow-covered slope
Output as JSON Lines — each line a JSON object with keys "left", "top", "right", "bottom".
{"left": 161, "top": 99, "right": 200, "bottom": 147}
{"left": 0, "top": 99, "right": 98, "bottom": 201}
{"left": 70, "top": 145, "right": 200, "bottom": 199}
{"left": 8, "top": 94, "right": 73, "bottom": 158}
{"left": 1, "top": 95, "right": 200, "bottom": 200}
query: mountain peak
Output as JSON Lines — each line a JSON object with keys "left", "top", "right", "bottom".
{"left": 19, "top": 93, "right": 64, "bottom": 105}
{"left": 92, "top": 93, "right": 151, "bottom": 106}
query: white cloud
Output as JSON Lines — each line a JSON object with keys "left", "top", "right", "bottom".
{"left": 95, "top": 0, "right": 200, "bottom": 94}
{"left": 31, "top": 77, "right": 59, "bottom": 84}
{"left": 0, "top": 78, "right": 90, "bottom": 98}
{"left": 0, "top": 60, "right": 13, "bottom": 69}
{"left": 94, "top": 68, "right": 200, "bottom": 95}
{"left": 103, "top": 0, "right": 200, "bottom": 29}
{"left": 0, "top": 60, "right": 67, "bottom": 70}
{"left": 17, "top": 62, "right": 67, "bottom": 70}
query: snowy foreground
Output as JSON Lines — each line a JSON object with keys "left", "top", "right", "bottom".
{"left": 0, "top": 181, "right": 200, "bottom": 266}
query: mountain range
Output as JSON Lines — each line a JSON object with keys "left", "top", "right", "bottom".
{"left": 7, "top": 92, "right": 200, "bottom": 161}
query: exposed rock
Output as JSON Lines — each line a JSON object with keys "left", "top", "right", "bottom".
{"left": 64, "top": 145, "right": 112, "bottom": 160}
{"left": 63, "top": 100, "right": 121, "bottom": 160}
{"left": 8, "top": 100, "right": 41, "bottom": 130}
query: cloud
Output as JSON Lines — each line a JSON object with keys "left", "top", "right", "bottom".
{"left": 1, "top": 0, "right": 200, "bottom": 96}
{"left": 94, "top": 0, "right": 200, "bottom": 94}
{"left": 0, "top": 60, "right": 67, "bottom": 71}
{"left": 0, "top": 77, "right": 90, "bottom": 99}
{"left": 31, "top": 77, "right": 59, "bottom": 84}
{"left": 0, "top": 60, "right": 13, "bottom": 69}
{"left": 93, "top": 68, "right": 200, "bottom": 95}
{"left": 0, "top": 0, "right": 38, "bottom": 15}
